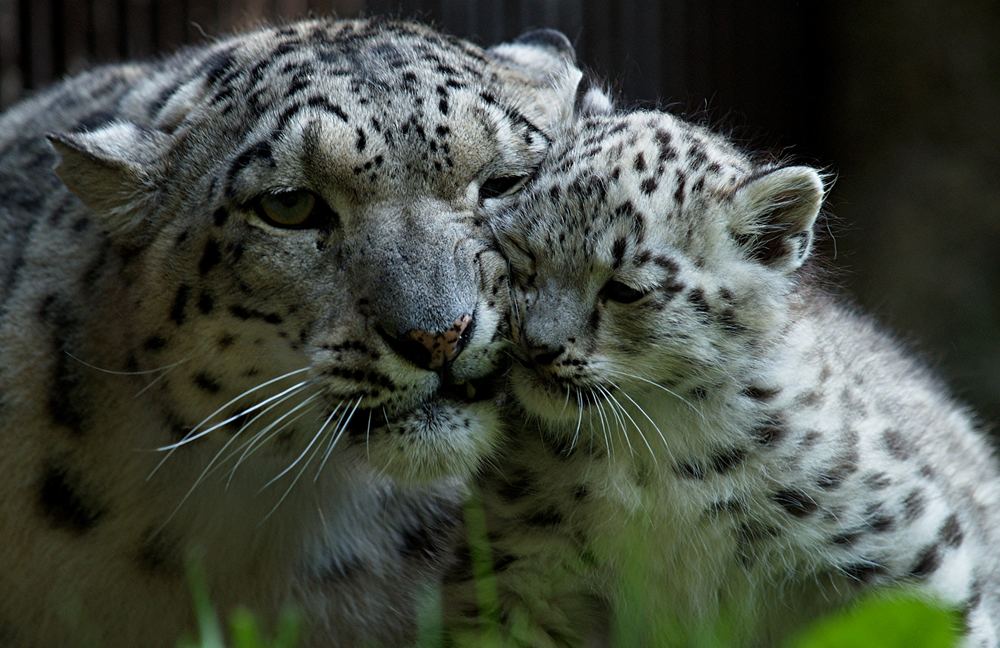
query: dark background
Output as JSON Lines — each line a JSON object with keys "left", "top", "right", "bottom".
{"left": 2, "top": 0, "right": 998, "bottom": 426}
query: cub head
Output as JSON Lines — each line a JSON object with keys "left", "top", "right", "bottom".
{"left": 48, "top": 19, "right": 587, "bottom": 485}
{"left": 497, "top": 111, "right": 824, "bottom": 431}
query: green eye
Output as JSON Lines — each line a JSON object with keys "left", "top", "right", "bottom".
{"left": 253, "top": 190, "right": 337, "bottom": 230}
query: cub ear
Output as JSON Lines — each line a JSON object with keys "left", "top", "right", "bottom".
{"left": 491, "top": 28, "right": 577, "bottom": 69}
{"left": 47, "top": 122, "right": 170, "bottom": 227}
{"left": 488, "top": 28, "right": 583, "bottom": 125}
{"left": 729, "top": 166, "right": 824, "bottom": 272}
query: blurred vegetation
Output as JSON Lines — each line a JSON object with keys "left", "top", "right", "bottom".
{"left": 181, "top": 576, "right": 959, "bottom": 648}
{"left": 180, "top": 503, "right": 962, "bottom": 648}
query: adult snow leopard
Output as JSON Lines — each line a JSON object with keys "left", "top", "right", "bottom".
{"left": 446, "top": 109, "right": 1000, "bottom": 646}
{"left": 0, "top": 18, "right": 587, "bottom": 648}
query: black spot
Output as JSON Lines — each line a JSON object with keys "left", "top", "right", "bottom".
{"left": 864, "top": 504, "right": 895, "bottom": 532}
{"left": 640, "top": 177, "right": 658, "bottom": 194}
{"left": 492, "top": 552, "right": 517, "bottom": 573}
{"left": 752, "top": 420, "right": 785, "bottom": 446}
{"left": 690, "top": 385, "right": 708, "bottom": 400}
{"left": 170, "top": 284, "right": 190, "bottom": 325}
{"left": 842, "top": 561, "right": 886, "bottom": 583}
{"left": 902, "top": 489, "right": 925, "bottom": 522}
{"left": 228, "top": 305, "right": 283, "bottom": 324}
{"left": 772, "top": 488, "right": 817, "bottom": 517}
{"left": 816, "top": 454, "right": 858, "bottom": 490}
{"left": 687, "top": 288, "right": 710, "bottom": 314}
{"left": 305, "top": 96, "right": 349, "bottom": 122}
{"left": 39, "top": 295, "right": 86, "bottom": 434}
{"left": 938, "top": 513, "right": 963, "bottom": 547}
{"left": 199, "top": 47, "right": 236, "bottom": 85}
{"left": 197, "top": 291, "right": 214, "bottom": 315}
{"left": 882, "top": 428, "right": 913, "bottom": 460}
{"left": 198, "top": 239, "right": 221, "bottom": 275}
{"left": 709, "top": 447, "right": 746, "bottom": 473}
{"left": 736, "top": 521, "right": 780, "bottom": 544}
{"left": 706, "top": 499, "right": 746, "bottom": 516}
{"left": 588, "top": 307, "right": 601, "bottom": 331}
{"left": 909, "top": 545, "right": 941, "bottom": 578}
{"left": 143, "top": 335, "right": 167, "bottom": 351}
{"left": 225, "top": 141, "right": 274, "bottom": 196}
{"left": 524, "top": 507, "right": 563, "bottom": 528}
{"left": 496, "top": 472, "right": 533, "bottom": 502}
{"left": 830, "top": 531, "right": 860, "bottom": 546}
{"left": 136, "top": 528, "right": 180, "bottom": 576}
{"left": 676, "top": 460, "right": 705, "bottom": 479}
{"left": 611, "top": 237, "right": 627, "bottom": 269}
{"left": 38, "top": 462, "right": 104, "bottom": 533}
{"left": 212, "top": 207, "right": 229, "bottom": 227}
{"left": 193, "top": 371, "right": 221, "bottom": 394}
{"left": 863, "top": 472, "right": 891, "bottom": 490}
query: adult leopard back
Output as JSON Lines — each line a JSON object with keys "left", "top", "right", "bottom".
{"left": 0, "top": 19, "right": 583, "bottom": 647}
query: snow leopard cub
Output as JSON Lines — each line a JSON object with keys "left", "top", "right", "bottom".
{"left": 456, "top": 110, "right": 1000, "bottom": 646}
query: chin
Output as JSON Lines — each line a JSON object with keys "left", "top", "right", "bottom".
{"left": 358, "top": 397, "right": 502, "bottom": 484}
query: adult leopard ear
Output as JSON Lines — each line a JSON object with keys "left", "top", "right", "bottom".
{"left": 729, "top": 166, "right": 824, "bottom": 272}
{"left": 488, "top": 28, "right": 585, "bottom": 125}
{"left": 47, "top": 122, "right": 170, "bottom": 233}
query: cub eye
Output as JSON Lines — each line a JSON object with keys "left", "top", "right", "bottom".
{"left": 600, "top": 280, "right": 647, "bottom": 304}
{"left": 479, "top": 175, "right": 530, "bottom": 202}
{"left": 252, "top": 190, "right": 337, "bottom": 230}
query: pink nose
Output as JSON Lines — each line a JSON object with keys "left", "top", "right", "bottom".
{"left": 402, "top": 314, "right": 474, "bottom": 371}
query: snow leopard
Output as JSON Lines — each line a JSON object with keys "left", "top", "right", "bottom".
{"left": 444, "top": 108, "right": 1000, "bottom": 646}
{"left": 0, "top": 18, "right": 588, "bottom": 648}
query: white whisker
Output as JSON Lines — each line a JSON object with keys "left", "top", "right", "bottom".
{"left": 66, "top": 351, "right": 187, "bottom": 376}
{"left": 560, "top": 384, "right": 572, "bottom": 417}
{"left": 262, "top": 396, "right": 361, "bottom": 523}
{"left": 315, "top": 396, "right": 363, "bottom": 480}
{"left": 572, "top": 388, "right": 584, "bottom": 451}
{"left": 364, "top": 410, "right": 373, "bottom": 460}
{"left": 146, "top": 372, "right": 313, "bottom": 481}
{"left": 261, "top": 403, "right": 340, "bottom": 491}
{"left": 602, "top": 384, "right": 656, "bottom": 464}
{"left": 225, "top": 392, "right": 324, "bottom": 484}
{"left": 597, "top": 384, "right": 637, "bottom": 461}
{"left": 607, "top": 379, "right": 671, "bottom": 458}
{"left": 606, "top": 368, "right": 706, "bottom": 423}
{"left": 154, "top": 367, "right": 312, "bottom": 452}
{"left": 590, "top": 388, "right": 612, "bottom": 460}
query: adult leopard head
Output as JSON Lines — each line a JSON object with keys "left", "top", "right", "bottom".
{"left": 48, "top": 19, "right": 585, "bottom": 486}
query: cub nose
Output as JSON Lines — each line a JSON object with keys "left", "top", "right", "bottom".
{"left": 380, "top": 314, "right": 475, "bottom": 371}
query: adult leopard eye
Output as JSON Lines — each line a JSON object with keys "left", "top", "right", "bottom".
{"left": 479, "top": 175, "right": 530, "bottom": 202}
{"left": 252, "top": 190, "right": 337, "bottom": 230}
{"left": 600, "top": 280, "right": 647, "bottom": 304}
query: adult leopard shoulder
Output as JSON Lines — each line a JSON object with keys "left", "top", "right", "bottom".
{"left": 0, "top": 18, "right": 585, "bottom": 647}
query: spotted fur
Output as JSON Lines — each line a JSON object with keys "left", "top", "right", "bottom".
{"left": 0, "top": 19, "right": 587, "bottom": 647}
{"left": 449, "top": 110, "right": 1000, "bottom": 645}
